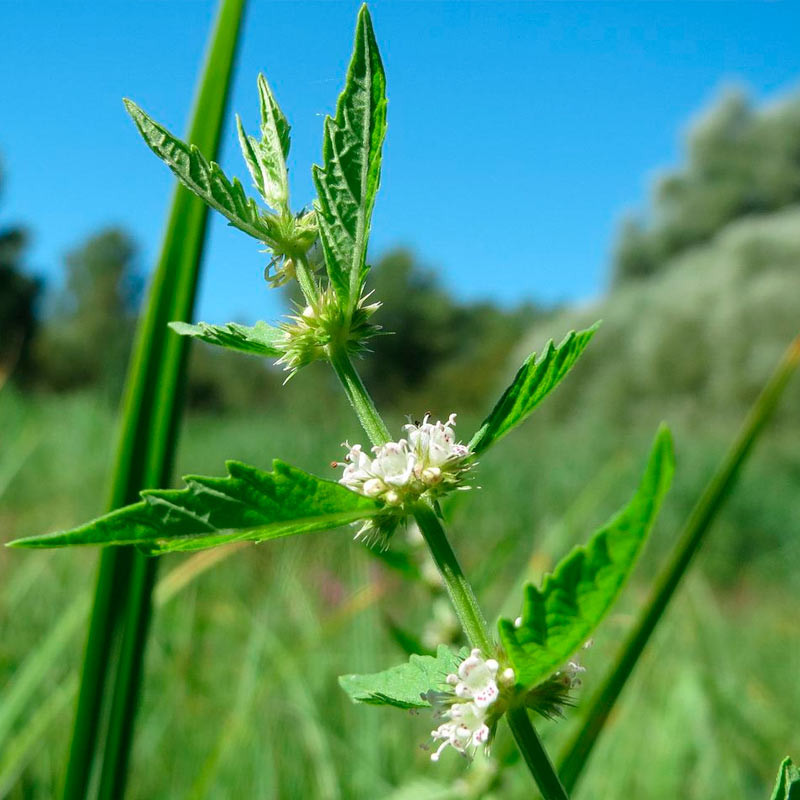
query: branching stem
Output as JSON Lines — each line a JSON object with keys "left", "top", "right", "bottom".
{"left": 327, "top": 347, "right": 569, "bottom": 800}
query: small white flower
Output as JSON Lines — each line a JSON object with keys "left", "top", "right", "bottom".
{"left": 446, "top": 648, "right": 500, "bottom": 709}
{"left": 430, "top": 701, "right": 490, "bottom": 762}
{"left": 404, "top": 413, "right": 470, "bottom": 476}
{"left": 370, "top": 441, "right": 416, "bottom": 488}
{"left": 336, "top": 413, "right": 473, "bottom": 534}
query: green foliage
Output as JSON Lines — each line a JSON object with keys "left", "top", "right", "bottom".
{"left": 771, "top": 758, "right": 800, "bottom": 800}
{"left": 468, "top": 325, "right": 599, "bottom": 455}
{"left": 170, "top": 320, "right": 284, "bottom": 358}
{"left": 235, "top": 75, "right": 291, "bottom": 212}
{"left": 557, "top": 336, "right": 800, "bottom": 793}
{"left": 498, "top": 426, "right": 674, "bottom": 688}
{"left": 124, "top": 99, "right": 277, "bottom": 244}
{"left": 8, "top": 460, "right": 383, "bottom": 554}
{"left": 524, "top": 206, "right": 800, "bottom": 461}
{"left": 312, "top": 6, "right": 387, "bottom": 309}
{"left": 339, "top": 644, "right": 463, "bottom": 709}
{"left": 613, "top": 89, "right": 800, "bottom": 283}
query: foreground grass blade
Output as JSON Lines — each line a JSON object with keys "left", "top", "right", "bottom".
{"left": 557, "top": 335, "right": 800, "bottom": 793}
{"left": 61, "top": 2, "right": 247, "bottom": 798}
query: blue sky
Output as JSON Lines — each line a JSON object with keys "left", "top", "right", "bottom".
{"left": 2, "top": 1, "right": 800, "bottom": 324}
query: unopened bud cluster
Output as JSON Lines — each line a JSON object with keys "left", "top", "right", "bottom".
{"left": 426, "top": 649, "right": 515, "bottom": 762}
{"left": 262, "top": 210, "right": 318, "bottom": 288}
{"left": 337, "top": 414, "right": 473, "bottom": 544}
{"left": 276, "top": 288, "right": 381, "bottom": 376}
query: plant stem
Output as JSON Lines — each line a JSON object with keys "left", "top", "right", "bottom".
{"left": 328, "top": 345, "right": 391, "bottom": 445}
{"left": 507, "top": 708, "right": 570, "bottom": 800}
{"left": 327, "top": 349, "right": 568, "bottom": 799}
{"left": 557, "top": 333, "right": 800, "bottom": 793}
{"left": 411, "top": 503, "right": 492, "bottom": 654}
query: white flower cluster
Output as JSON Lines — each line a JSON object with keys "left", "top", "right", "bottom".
{"left": 429, "top": 649, "right": 515, "bottom": 762}
{"left": 338, "top": 414, "right": 472, "bottom": 508}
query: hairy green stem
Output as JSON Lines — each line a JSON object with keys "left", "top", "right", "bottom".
{"left": 327, "top": 348, "right": 568, "bottom": 799}
{"left": 557, "top": 334, "right": 800, "bottom": 792}
{"left": 507, "top": 708, "right": 570, "bottom": 800}
{"left": 328, "top": 345, "right": 391, "bottom": 445}
{"left": 412, "top": 504, "right": 492, "bottom": 654}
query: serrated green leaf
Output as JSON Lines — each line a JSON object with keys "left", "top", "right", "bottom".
{"left": 125, "top": 99, "right": 277, "bottom": 243}
{"left": 236, "top": 75, "right": 291, "bottom": 211}
{"left": 468, "top": 324, "right": 600, "bottom": 455}
{"left": 339, "top": 645, "right": 464, "bottom": 709}
{"left": 8, "top": 461, "right": 383, "bottom": 555}
{"left": 771, "top": 758, "right": 800, "bottom": 800}
{"left": 499, "top": 426, "right": 674, "bottom": 689}
{"left": 312, "top": 5, "right": 387, "bottom": 308}
{"left": 168, "top": 320, "right": 285, "bottom": 358}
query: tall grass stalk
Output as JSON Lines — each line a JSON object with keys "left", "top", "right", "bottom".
{"left": 557, "top": 334, "right": 800, "bottom": 792}
{"left": 61, "top": 2, "right": 247, "bottom": 797}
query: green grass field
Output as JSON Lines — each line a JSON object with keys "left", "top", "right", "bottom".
{"left": 1, "top": 381, "right": 798, "bottom": 799}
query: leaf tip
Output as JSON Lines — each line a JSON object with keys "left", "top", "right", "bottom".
{"left": 168, "top": 320, "right": 192, "bottom": 336}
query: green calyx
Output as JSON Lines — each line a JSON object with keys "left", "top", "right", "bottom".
{"left": 276, "top": 288, "right": 382, "bottom": 375}
{"left": 262, "top": 210, "right": 318, "bottom": 288}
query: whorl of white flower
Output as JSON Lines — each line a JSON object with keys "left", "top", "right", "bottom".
{"left": 446, "top": 648, "right": 500, "bottom": 709}
{"left": 338, "top": 414, "right": 472, "bottom": 511}
{"left": 430, "top": 701, "right": 490, "bottom": 762}
{"left": 428, "top": 649, "right": 514, "bottom": 763}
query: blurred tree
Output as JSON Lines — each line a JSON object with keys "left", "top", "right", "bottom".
{"left": 0, "top": 163, "right": 41, "bottom": 383}
{"left": 36, "top": 228, "right": 141, "bottom": 396}
{"left": 613, "top": 88, "right": 800, "bottom": 284}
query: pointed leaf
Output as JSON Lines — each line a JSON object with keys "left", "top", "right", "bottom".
{"left": 499, "top": 426, "right": 674, "bottom": 689}
{"left": 771, "top": 758, "right": 800, "bottom": 800}
{"left": 235, "top": 75, "right": 291, "bottom": 210}
{"left": 469, "top": 325, "right": 599, "bottom": 455}
{"left": 312, "top": 5, "right": 387, "bottom": 308}
{"left": 8, "top": 461, "right": 383, "bottom": 555}
{"left": 169, "top": 320, "right": 285, "bottom": 358}
{"left": 339, "top": 645, "right": 464, "bottom": 709}
{"left": 125, "top": 99, "right": 277, "bottom": 243}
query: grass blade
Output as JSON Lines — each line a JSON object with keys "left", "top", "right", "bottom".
{"left": 61, "top": 2, "right": 247, "bottom": 798}
{"left": 557, "top": 334, "right": 800, "bottom": 793}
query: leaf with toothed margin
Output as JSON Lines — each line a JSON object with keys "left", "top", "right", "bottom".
{"left": 339, "top": 645, "right": 467, "bottom": 709}
{"left": 468, "top": 324, "right": 600, "bottom": 455}
{"left": 169, "top": 320, "right": 285, "bottom": 358}
{"left": 771, "top": 758, "right": 800, "bottom": 800}
{"left": 312, "top": 5, "right": 387, "bottom": 309}
{"left": 498, "top": 426, "right": 674, "bottom": 689}
{"left": 236, "top": 74, "right": 291, "bottom": 211}
{"left": 7, "top": 461, "right": 384, "bottom": 555}
{"left": 125, "top": 99, "right": 278, "bottom": 243}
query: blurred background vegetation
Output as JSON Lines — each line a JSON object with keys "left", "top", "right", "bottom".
{"left": 1, "top": 86, "right": 799, "bottom": 798}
